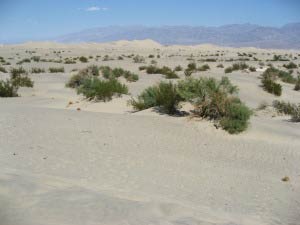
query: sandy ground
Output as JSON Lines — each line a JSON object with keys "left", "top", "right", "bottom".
{"left": 0, "top": 40, "right": 300, "bottom": 225}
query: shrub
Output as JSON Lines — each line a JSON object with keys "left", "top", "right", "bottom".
{"left": 0, "top": 66, "right": 7, "bottom": 73}
{"left": 148, "top": 54, "right": 155, "bottom": 58}
{"left": 283, "top": 62, "right": 298, "bottom": 69}
{"left": 184, "top": 69, "right": 193, "bottom": 77}
{"left": 10, "top": 67, "right": 27, "bottom": 77}
{"left": 187, "top": 63, "right": 197, "bottom": 71}
{"left": 294, "top": 76, "right": 300, "bottom": 91}
{"left": 31, "top": 56, "right": 40, "bottom": 62}
{"left": 129, "top": 81, "right": 182, "bottom": 114}
{"left": 217, "top": 64, "right": 224, "bottom": 68}
{"left": 261, "top": 68, "right": 282, "bottom": 96}
{"left": 139, "top": 66, "right": 147, "bottom": 71}
{"left": 273, "top": 100, "right": 300, "bottom": 122}
{"left": 16, "top": 58, "right": 31, "bottom": 65}
{"left": 31, "top": 67, "right": 45, "bottom": 73}
{"left": 177, "top": 77, "right": 250, "bottom": 134}
{"left": 49, "top": 67, "right": 65, "bottom": 73}
{"left": 99, "top": 66, "right": 139, "bottom": 82}
{"left": 0, "top": 80, "right": 18, "bottom": 97}
{"left": 77, "top": 77, "right": 128, "bottom": 101}
{"left": 198, "top": 64, "right": 210, "bottom": 71}
{"left": 224, "top": 67, "right": 233, "bottom": 73}
{"left": 145, "top": 65, "right": 178, "bottom": 79}
{"left": 133, "top": 55, "right": 145, "bottom": 63}
{"left": 79, "top": 56, "right": 88, "bottom": 63}
{"left": 249, "top": 66, "right": 256, "bottom": 72}
{"left": 129, "top": 86, "right": 159, "bottom": 111}
{"left": 64, "top": 58, "right": 76, "bottom": 64}
{"left": 174, "top": 65, "right": 183, "bottom": 71}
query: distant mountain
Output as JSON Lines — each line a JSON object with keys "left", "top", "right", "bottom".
{"left": 55, "top": 23, "right": 300, "bottom": 49}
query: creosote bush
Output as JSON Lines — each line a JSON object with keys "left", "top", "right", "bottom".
{"left": 145, "top": 65, "right": 179, "bottom": 79}
{"left": 10, "top": 67, "right": 34, "bottom": 88}
{"left": 0, "top": 66, "right": 7, "bottom": 73}
{"left": 294, "top": 76, "right": 300, "bottom": 91}
{"left": 130, "top": 76, "right": 251, "bottom": 134}
{"left": 260, "top": 68, "right": 282, "bottom": 96}
{"left": 31, "top": 67, "right": 45, "bottom": 73}
{"left": 79, "top": 56, "right": 88, "bottom": 63}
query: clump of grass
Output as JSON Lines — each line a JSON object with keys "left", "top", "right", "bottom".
{"left": 49, "top": 67, "right": 65, "bottom": 73}
{"left": 0, "top": 66, "right": 7, "bottom": 73}
{"left": 31, "top": 67, "right": 45, "bottom": 73}
{"left": 79, "top": 56, "right": 88, "bottom": 63}
{"left": 77, "top": 77, "right": 128, "bottom": 102}
{"left": 0, "top": 80, "right": 18, "bottom": 97}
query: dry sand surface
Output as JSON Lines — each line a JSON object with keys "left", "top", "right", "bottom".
{"left": 0, "top": 40, "right": 300, "bottom": 225}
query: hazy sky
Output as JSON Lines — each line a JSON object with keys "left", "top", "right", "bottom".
{"left": 1, "top": 0, "right": 300, "bottom": 42}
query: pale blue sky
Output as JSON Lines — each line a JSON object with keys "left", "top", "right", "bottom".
{"left": 1, "top": 0, "right": 300, "bottom": 42}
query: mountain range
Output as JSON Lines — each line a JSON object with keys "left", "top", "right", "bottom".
{"left": 55, "top": 23, "right": 300, "bottom": 49}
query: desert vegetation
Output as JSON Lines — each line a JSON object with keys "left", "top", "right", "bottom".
{"left": 144, "top": 65, "right": 179, "bottom": 79}
{"left": 49, "top": 67, "right": 65, "bottom": 73}
{"left": 273, "top": 100, "right": 300, "bottom": 122}
{"left": 130, "top": 76, "right": 251, "bottom": 134}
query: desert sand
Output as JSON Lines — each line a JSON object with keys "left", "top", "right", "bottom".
{"left": 0, "top": 40, "right": 299, "bottom": 225}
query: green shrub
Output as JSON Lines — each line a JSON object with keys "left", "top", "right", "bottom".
{"left": 16, "top": 58, "right": 31, "bottom": 65}
{"left": 129, "top": 86, "right": 159, "bottom": 111}
{"left": 10, "top": 67, "right": 27, "bottom": 77}
{"left": 145, "top": 65, "right": 178, "bottom": 79}
{"left": 187, "top": 63, "right": 197, "bottom": 71}
{"left": 220, "top": 100, "right": 252, "bottom": 134}
{"left": 139, "top": 66, "right": 147, "bottom": 71}
{"left": 261, "top": 68, "right": 282, "bottom": 96}
{"left": 184, "top": 69, "right": 193, "bottom": 77}
{"left": 0, "top": 66, "right": 7, "bottom": 73}
{"left": 129, "top": 81, "right": 182, "bottom": 114}
{"left": 79, "top": 56, "right": 88, "bottom": 63}
{"left": 0, "top": 80, "right": 18, "bottom": 97}
{"left": 49, "top": 67, "right": 65, "bottom": 73}
{"left": 64, "top": 58, "right": 76, "bottom": 64}
{"left": 224, "top": 67, "right": 233, "bottom": 73}
{"left": 77, "top": 77, "right": 128, "bottom": 101}
{"left": 217, "top": 64, "right": 224, "bottom": 68}
{"left": 31, "top": 67, "right": 45, "bottom": 73}
{"left": 283, "top": 62, "right": 298, "bottom": 69}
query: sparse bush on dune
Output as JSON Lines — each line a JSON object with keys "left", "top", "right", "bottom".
{"left": 260, "top": 68, "right": 282, "bottom": 96}
{"left": 273, "top": 100, "right": 300, "bottom": 122}
{"left": 249, "top": 66, "right": 256, "bottom": 72}
{"left": 139, "top": 66, "right": 147, "bottom": 71}
{"left": 294, "top": 76, "right": 300, "bottom": 91}
{"left": 79, "top": 56, "right": 88, "bottom": 63}
{"left": 99, "top": 66, "right": 139, "bottom": 82}
{"left": 283, "top": 62, "right": 298, "bottom": 69}
{"left": 133, "top": 55, "right": 145, "bottom": 63}
{"left": 0, "top": 66, "right": 7, "bottom": 73}
{"left": 224, "top": 63, "right": 249, "bottom": 73}
{"left": 217, "top": 64, "right": 224, "bottom": 68}
{"left": 174, "top": 65, "right": 183, "bottom": 71}
{"left": 16, "top": 58, "right": 31, "bottom": 65}
{"left": 31, "top": 56, "right": 40, "bottom": 62}
{"left": 184, "top": 69, "right": 193, "bottom": 77}
{"left": 77, "top": 77, "right": 128, "bottom": 102}
{"left": 145, "top": 65, "right": 179, "bottom": 79}
{"left": 10, "top": 67, "right": 34, "bottom": 88}
{"left": 224, "top": 67, "right": 233, "bottom": 73}
{"left": 0, "top": 80, "right": 18, "bottom": 97}
{"left": 64, "top": 58, "right": 76, "bottom": 64}
{"left": 31, "top": 67, "right": 45, "bottom": 73}
{"left": 198, "top": 64, "right": 210, "bottom": 71}
{"left": 130, "top": 76, "right": 251, "bottom": 134}
{"left": 129, "top": 81, "right": 182, "bottom": 114}
{"left": 49, "top": 67, "right": 65, "bottom": 73}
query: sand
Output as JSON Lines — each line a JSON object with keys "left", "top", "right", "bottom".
{"left": 0, "top": 40, "right": 299, "bottom": 225}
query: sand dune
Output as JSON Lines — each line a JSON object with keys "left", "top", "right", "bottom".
{"left": 0, "top": 41, "right": 299, "bottom": 225}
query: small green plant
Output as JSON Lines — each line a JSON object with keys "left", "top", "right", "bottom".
{"left": 217, "top": 64, "right": 224, "bottom": 68}
{"left": 31, "top": 56, "right": 40, "bottom": 62}
{"left": 174, "top": 65, "right": 183, "bottom": 71}
{"left": 273, "top": 100, "right": 300, "bottom": 122}
{"left": 249, "top": 66, "right": 256, "bottom": 72}
{"left": 224, "top": 67, "right": 233, "bottom": 73}
{"left": 145, "top": 65, "right": 178, "bottom": 79}
{"left": 294, "top": 76, "right": 300, "bottom": 91}
{"left": 198, "top": 64, "right": 210, "bottom": 71}
{"left": 261, "top": 68, "right": 282, "bottom": 96}
{"left": 49, "top": 67, "right": 65, "bottom": 73}
{"left": 283, "top": 62, "right": 298, "bottom": 69}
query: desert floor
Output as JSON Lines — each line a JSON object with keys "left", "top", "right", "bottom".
{"left": 0, "top": 40, "right": 300, "bottom": 225}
